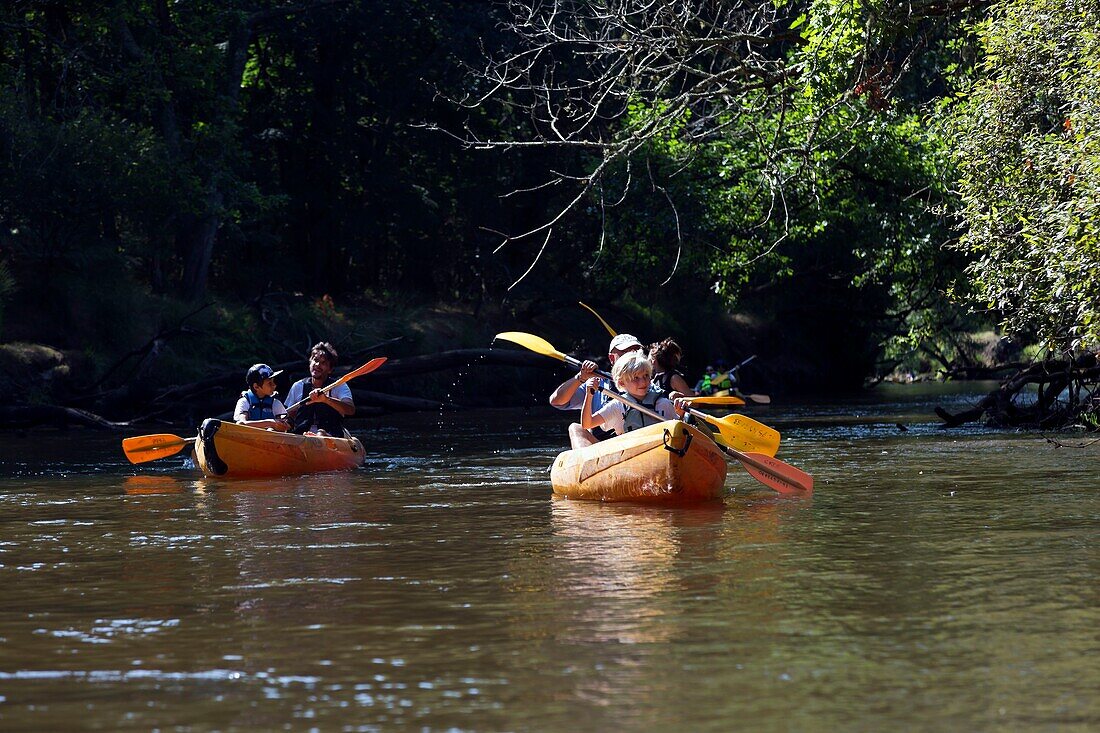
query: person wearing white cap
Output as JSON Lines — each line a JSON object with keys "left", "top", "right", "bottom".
{"left": 548, "top": 333, "right": 644, "bottom": 448}
{"left": 234, "top": 363, "right": 291, "bottom": 431}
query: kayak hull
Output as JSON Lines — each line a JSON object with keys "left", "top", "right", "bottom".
{"left": 550, "top": 421, "right": 728, "bottom": 502}
{"left": 194, "top": 419, "right": 365, "bottom": 478}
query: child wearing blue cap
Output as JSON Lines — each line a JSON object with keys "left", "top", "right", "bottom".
{"left": 234, "top": 363, "right": 291, "bottom": 431}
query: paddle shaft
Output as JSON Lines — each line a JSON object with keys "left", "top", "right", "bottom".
{"left": 565, "top": 354, "right": 771, "bottom": 450}
{"left": 593, "top": 386, "right": 720, "bottom": 443}
{"left": 727, "top": 356, "right": 772, "bottom": 403}
{"left": 284, "top": 357, "right": 386, "bottom": 414}
{"left": 286, "top": 382, "right": 347, "bottom": 414}
{"left": 732, "top": 354, "right": 757, "bottom": 373}
{"left": 578, "top": 301, "right": 617, "bottom": 337}
{"left": 560, "top": 353, "right": 612, "bottom": 380}
{"left": 591, "top": 385, "right": 809, "bottom": 494}
{"left": 564, "top": 354, "right": 724, "bottom": 420}
{"left": 494, "top": 331, "right": 807, "bottom": 493}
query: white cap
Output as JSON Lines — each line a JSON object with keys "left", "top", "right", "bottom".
{"left": 608, "top": 333, "right": 643, "bottom": 354}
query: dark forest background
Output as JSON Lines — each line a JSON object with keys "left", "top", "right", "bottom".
{"left": 1, "top": 1, "right": 1097, "bottom": 426}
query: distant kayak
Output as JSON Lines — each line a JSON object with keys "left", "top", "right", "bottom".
{"left": 550, "top": 420, "right": 727, "bottom": 503}
{"left": 194, "top": 418, "right": 365, "bottom": 478}
{"left": 711, "top": 388, "right": 771, "bottom": 405}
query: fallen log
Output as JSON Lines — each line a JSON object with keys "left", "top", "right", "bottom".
{"left": 136, "top": 348, "right": 553, "bottom": 418}
{"left": 146, "top": 348, "right": 549, "bottom": 404}
{"left": 350, "top": 389, "right": 452, "bottom": 412}
{"left": 369, "top": 349, "right": 559, "bottom": 378}
{"left": 936, "top": 355, "right": 1100, "bottom": 428}
{"left": 63, "top": 346, "right": 559, "bottom": 423}
{"left": 0, "top": 405, "right": 129, "bottom": 431}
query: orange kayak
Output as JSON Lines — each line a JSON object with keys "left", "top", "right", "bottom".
{"left": 550, "top": 420, "right": 728, "bottom": 503}
{"left": 194, "top": 419, "right": 365, "bottom": 478}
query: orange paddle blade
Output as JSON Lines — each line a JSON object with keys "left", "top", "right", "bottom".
{"left": 331, "top": 356, "right": 388, "bottom": 389}
{"left": 733, "top": 450, "right": 813, "bottom": 495}
{"left": 122, "top": 434, "right": 195, "bottom": 464}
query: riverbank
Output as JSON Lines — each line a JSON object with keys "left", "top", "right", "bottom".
{"left": 0, "top": 292, "right": 1016, "bottom": 430}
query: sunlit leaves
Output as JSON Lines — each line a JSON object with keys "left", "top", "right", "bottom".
{"left": 949, "top": 0, "right": 1100, "bottom": 351}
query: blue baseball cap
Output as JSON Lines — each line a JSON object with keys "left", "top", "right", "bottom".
{"left": 245, "top": 363, "right": 284, "bottom": 386}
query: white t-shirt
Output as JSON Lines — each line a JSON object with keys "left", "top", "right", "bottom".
{"left": 593, "top": 395, "right": 677, "bottom": 436}
{"left": 234, "top": 395, "right": 288, "bottom": 423}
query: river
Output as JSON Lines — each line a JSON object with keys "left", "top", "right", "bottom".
{"left": 0, "top": 384, "right": 1097, "bottom": 731}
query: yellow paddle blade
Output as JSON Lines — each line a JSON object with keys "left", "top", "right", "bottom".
{"left": 685, "top": 395, "right": 746, "bottom": 406}
{"left": 493, "top": 332, "right": 567, "bottom": 362}
{"left": 122, "top": 434, "right": 195, "bottom": 464}
{"left": 578, "top": 302, "right": 617, "bottom": 337}
{"left": 701, "top": 413, "right": 781, "bottom": 456}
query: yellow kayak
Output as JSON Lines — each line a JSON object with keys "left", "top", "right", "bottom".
{"left": 194, "top": 419, "right": 365, "bottom": 478}
{"left": 550, "top": 420, "right": 728, "bottom": 503}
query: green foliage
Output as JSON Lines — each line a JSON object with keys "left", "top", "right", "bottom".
{"left": 948, "top": 0, "right": 1100, "bottom": 352}
{"left": 550, "top": 0, "right": 990, "bottom": 385}
{"left": 0, "top": 96, "right": 181, "bottom": 350}
{"left": 0, "top": 1, "right": 512, "bottom": 351}
{"left": 0, "top": 0, "right": 1047, "bottom": 394}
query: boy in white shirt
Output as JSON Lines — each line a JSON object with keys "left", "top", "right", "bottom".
{"left": 234, "top": 363, "right": 291, "bottom": 431}
{"left": 580, "top": 352, "right": 683, "bottom": 437}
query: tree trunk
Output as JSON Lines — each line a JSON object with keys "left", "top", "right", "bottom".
{"left": 179, "top": 15, "right": 252, "bottom": 301}
{"left": 180, "top": 188, "right": 224, "bottom": 302}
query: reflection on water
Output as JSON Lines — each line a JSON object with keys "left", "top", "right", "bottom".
{"left": 0, "top": 392, "right": 1097, "bottom": 730}
{"left": 549, "top": 500, "right": 713, "bottom": 643}
{"left": 122, "top": 475, "right": 187, "bottom": 495}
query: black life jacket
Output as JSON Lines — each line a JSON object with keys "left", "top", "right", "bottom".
{"left": 242, "top": 390, "right": 276, "bottom": 420}
{"left": 621, "top": 386, "right": 665, "bottom": 433}
{"left": 590, "top": 378, "right": 617, "bottom": 441}
{"left": 652, "top": 368, "right": 685, "bottom": 396}
{"left": 289, "top": 377, "right": 345, "bottom": 435}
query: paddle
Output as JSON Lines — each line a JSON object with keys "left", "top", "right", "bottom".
{"left": 122, "top": 434, "right": 196, "bottom": 464}
{"left": 576, "top": 302, "right": 771, "bottom": 403}
{"left": 285, "top": 356, "right": 388, "bottom": 413}
{"left": 721, "top": 355, "right": 772, "bottom": 405}
{"left": 122, "top": 356, "right": 388, "bottom": 465}
{"left": 578, "top": 301, "right": 617, "bottom": 337}
{"left": 589, "top": 383, "right": 812, "bottom": 495}
{"left": 684, "top": 396, "right": 746, "bottom": 406}
{"left": 494, "top": 331, "right": 780, "bottom": 456}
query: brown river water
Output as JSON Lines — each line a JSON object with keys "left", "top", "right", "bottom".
{"left": 0, "top": 384, "right": 1097, "bottom": 731}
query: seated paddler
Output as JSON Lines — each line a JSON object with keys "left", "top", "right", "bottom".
{"left": 580, "top": 352, "right": 684, "bottom": 438}
{"left": 234, "top": 363, "right": 291, "bottom": 432}
{"left": 549, "top": 333, "right": 644, "bottom": 449}
{"left": 284, "top": 341, "right": 355, "bottom": 436}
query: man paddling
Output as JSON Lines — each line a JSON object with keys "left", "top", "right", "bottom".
{"left": 548, "top": 333, "right": 643, "bottom": 449}
{"left": 284, "top": 342, "right": 355, "bottom": 436}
